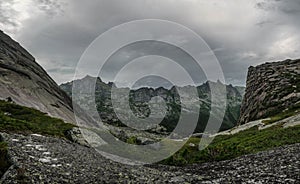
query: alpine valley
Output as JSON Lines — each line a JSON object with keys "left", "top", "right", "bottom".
{"left": 0, "top": 30, "right": 299, "bottom": 183}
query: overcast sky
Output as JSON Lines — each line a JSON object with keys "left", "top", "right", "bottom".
{"left": 1, "top": 0, "right": 300, "bottom": 87}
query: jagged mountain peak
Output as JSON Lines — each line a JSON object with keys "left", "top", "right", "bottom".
{"left": 60, "top": 75, "right": 244, "bottom": 132}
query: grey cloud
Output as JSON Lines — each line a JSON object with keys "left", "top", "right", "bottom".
{"left": 0, "top": 0, "right": 299, "bottom": 86}
{"left": 0, "top": 0, "right": 18, "bottom": 32}
{"left": 36, "top": 0, "right": 65, "bottom": 16}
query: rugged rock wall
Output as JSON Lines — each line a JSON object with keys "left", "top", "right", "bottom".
{"left": 238, "top": 59, "right": 300, "bottom": 125}
{"left": 0, "top": 30, "right": 75, "bottom": 123}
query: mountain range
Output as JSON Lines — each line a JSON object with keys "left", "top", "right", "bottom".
{"left": 60, "top": 76, "right": 244, "bottom": 133}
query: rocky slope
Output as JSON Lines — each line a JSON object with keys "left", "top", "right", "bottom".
{"left": 0, "top": 132, "right": 205, "bottom": 183}
{"left": 239, "top": 59, "right": 300, "bottom": 125}
{"left": 1, "top": 132, "right": 299, "bottom": 183}
{"left": 155, "top": 143, "right": 300, "bottom": 183}
{"left": 0, "top": 30, "right": 75, "bottom": 123}
{"left": 61, "top": 76, "right": 244, "bottom": 133}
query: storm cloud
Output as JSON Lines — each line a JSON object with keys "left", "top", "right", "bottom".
{"left": 0, "top": 0, "right": 299, "bottom": 86}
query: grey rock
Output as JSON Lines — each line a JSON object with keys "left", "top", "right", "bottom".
{"left": 0, "top": 132, "right": 204, "bottom": 183}
{"left": 2, "top": 132, "right": 299, "bottom": 183}
{"left": 153, "top": 143, "right": 300, "bottom": 183}
{"left": 0, "top": 30, "right": 75, "bottom": 124}
{"left": 65, "top": 127, "right": 90, "bottom": 147}
{"left": 239, "top": 59, "right": 300, "bottom": 125}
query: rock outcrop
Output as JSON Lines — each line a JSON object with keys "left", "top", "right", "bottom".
{"left": 0, "top": 30, "right": 75, "bottom": 123}
{"left": 239, "top": 59, "right": 300, "bottom": 125}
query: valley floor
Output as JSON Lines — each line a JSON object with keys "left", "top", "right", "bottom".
{"left": 1, "top": 132, "right": 299, "bottom": 183}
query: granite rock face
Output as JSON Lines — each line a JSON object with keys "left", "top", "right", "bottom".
{"left": 239, "top": 59, "right": 300, "bottom": 125}
{"left": 0, "top": 30, "right": 75, "bottom": 123}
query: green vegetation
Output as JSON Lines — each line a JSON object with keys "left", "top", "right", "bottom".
{"left": 262, "top": 106, "right": 300, "bottom": 125}
{"left": 126, "top": 136, "right": 138, "bottom": 144}
{"left": 0, "top": 100, "right": 76, "bottom": 177}
{"left": 61, "top": 81, "right": 243, "bottom": 134}
{"left": 0, "top": 100, "right": 75, "bottom": 138}
{"left": 0, "top": 141, "right": 10, "bottom": 177}
{"left": 161, "top": 125, "right": 300, "bottom": 166}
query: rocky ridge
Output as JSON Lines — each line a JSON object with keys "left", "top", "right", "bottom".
{"left": 239, "top": 59, "right": 300, "bottom": 125}
{"left": 60, "top": 76, "right": 244, "bottom": 133}
{"left": 0, "top": 30, "right": 75, "bottom": 123}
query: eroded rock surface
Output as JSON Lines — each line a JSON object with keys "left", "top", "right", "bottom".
{"left": 239, "top": 59, "right": 300, "bottom": 125}
{"left": 0, "top": 30, "right": 75, "bottom": 123}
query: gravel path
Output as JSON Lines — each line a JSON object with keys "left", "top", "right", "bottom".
{"left": 1, "top": 133, "right": 299, "bottom": 183}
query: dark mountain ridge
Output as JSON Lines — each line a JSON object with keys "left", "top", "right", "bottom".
{"left": 60, "top": 76, "right": 245, "bottom": 133}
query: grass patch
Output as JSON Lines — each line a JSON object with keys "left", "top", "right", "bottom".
{"left": 0, "top": 141, "right": 10, "bottom": 177}
{"left": 160, "top": 125, "right": 300, "bottom": 166}
{"left": 262, "top": 107, "right": 300, "bottom": 125}
{"left": 0, "top": 100, "right": 76, "bottom": 178}
{"left": 0, "top": 100, "right": 75, "bottom": 138}
{"left": 126, "top": 136, "right": 138, "bottom": 144}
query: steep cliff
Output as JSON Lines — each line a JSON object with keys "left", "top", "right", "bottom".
{"left": 239, "top": 59, "right": 300, "bottom": 125}
{"left": 0, "top": 30, "right": 75, "bottom": 123}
